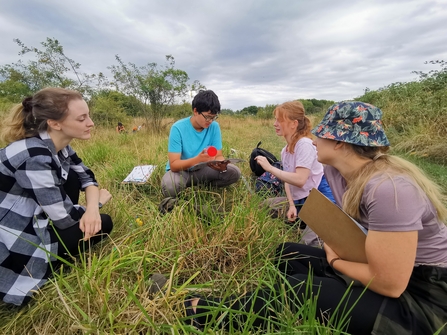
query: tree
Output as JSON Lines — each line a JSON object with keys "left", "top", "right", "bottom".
{"left": 412, "top": 60, "right": 447, "bottom": 92}
{"left": 239, "top": 105, "right": 259, "bottom": 115}
{"left": 300, "top": 100, "right": 315, "bottom": 113}
{"left": 220, "top": 108, "right": 234, "bottom": 115}
{"left": 298, "top": 99, "right": 334, "bottom": 114}
{"left": 0, "top": 75, "right": 31, "bottom": 102}
{"left": 167, "top": 102, "right": 192, "bottom": 119}
{"left": 89, "top": 94, "right": 129, "bottom": 126}
{"left": 0, "top": 38, "right": 105, "bottom": 100}
{"left": 109, "top": 55, "right": 204, "bottom": 132}
{"left": 255, "top": 104, "right": 276, "bottom": 127}
{"left": 90, "top": 90, "right": 142, "bottom": 117}
{"left": 412, "top": 60, "right": 447, "bottom": 109}
{"left": 256, "top": 104, "right": 276, "bottom": 120}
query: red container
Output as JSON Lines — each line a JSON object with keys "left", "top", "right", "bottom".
{"left": 206, "top": 146, "right": 217, "bottom": 157}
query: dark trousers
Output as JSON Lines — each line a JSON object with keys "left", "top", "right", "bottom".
{"left": 194, "top": 243, "right": 385, "bottom": 335}
{"left": 48, "top": 169, "right": 113, "bottom": 259}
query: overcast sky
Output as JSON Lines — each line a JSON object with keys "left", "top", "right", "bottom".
{"left": 1, "top": 0, "right": 446, "bottom": 111}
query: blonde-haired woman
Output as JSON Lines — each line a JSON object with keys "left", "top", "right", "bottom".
{"left": 180, "top": 101, "right": 447, "bottom": 335}
{"left": 0, "top": 88, "right": 113, "bottom": 306}
{"left": 255, "top": 100, "right": 334, "bottom": 245}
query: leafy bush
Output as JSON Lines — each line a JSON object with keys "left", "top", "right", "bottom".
{"left": 89, "top": 94, "right": 130, "bottom": 126}
{"left": 356, "top": 60, "right": 447, "bottom": 164}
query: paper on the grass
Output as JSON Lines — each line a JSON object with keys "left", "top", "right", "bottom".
{"left": 123, "top": 165, "right": 156, "bottom": 183}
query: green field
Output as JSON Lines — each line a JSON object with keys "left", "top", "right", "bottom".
{"left": 0, "top": 113, "right": 446, "bottom": 334}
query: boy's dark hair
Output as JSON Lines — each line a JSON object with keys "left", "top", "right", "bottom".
{"left": 192, "top": 90, "right": 221, "bottom": 115}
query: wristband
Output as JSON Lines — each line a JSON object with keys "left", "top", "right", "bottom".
{"left": 330, "top": 257, "right": 341, "bottom": 268}
{"left": 98, "top": 202, "right": 103, "bottom": 209}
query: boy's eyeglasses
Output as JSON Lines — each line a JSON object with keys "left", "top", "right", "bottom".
{"left": 201, "top": 113, "right": 219, "bottom": 122}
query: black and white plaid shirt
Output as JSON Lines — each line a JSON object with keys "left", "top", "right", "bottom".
{"left": 0, "top": 131, "right": 97, "bottom": 305}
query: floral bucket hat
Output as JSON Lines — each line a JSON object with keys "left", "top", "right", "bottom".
{"left": 311, "top": 101, "right": 390, "bottom": 147}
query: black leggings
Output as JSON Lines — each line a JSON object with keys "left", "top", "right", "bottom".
{"left": 193, "top": 243, "right": 386, "bottom": 335}
{"left": 48, "top": 169, "right": 113, "bottom": 259}
{"left": 48, "top": 213, "right": 113, "bottom": 258}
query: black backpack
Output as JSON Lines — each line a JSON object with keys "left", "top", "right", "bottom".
{"left": 255, "top": 161, "right": 284, "bottom": 196}
{"left": 249, "top": 141, "right": 279, "bottom": 177}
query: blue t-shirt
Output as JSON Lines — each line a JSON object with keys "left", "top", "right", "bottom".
{"left": 166, "top": 116, "right": 222, "bottom": 171}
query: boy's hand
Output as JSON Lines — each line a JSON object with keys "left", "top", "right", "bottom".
{"left": 197, "top": 151, "right": 214, "bottom": 163}
{"left": 207, "top": 160, "right": 230, "bottom": 172}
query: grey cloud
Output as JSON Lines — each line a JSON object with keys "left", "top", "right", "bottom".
{"left": 1, "top": 0, "right": 447, "bottom": 110}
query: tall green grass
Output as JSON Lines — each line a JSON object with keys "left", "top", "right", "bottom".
{"left": 356, "top": 65, "right": 447, "bottom": 164}
{"left": 0, "top": 117, "right": 306, "bottom": 334}
{"left": 0, "top": 110, "right": 446, "bottom": 333}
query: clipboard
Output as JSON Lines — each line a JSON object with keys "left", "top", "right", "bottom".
{"left": 298, "top": 188, "right": 367, "bottom": 263}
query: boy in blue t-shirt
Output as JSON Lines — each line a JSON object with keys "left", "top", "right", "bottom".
{"left": 161, "top": 90, "right": 241, "bottom": 197}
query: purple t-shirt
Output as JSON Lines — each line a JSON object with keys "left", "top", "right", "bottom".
{"left": 281, "top": 137, "right": 323, "bottom": 201}
{"left": 324, "top": 165, "right": 447, "bottom": 266}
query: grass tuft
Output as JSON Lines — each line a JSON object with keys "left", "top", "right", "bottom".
{"left": 0, "top": 115, "right": 446, "bottom": 334}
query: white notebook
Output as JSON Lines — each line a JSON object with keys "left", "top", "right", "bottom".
{"left": 122, "top": 165, "right": 157, "bottom": 184}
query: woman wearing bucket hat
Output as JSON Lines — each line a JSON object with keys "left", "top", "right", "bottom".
{"left": 177, "top": 101, "right": 447, "bottom": 335}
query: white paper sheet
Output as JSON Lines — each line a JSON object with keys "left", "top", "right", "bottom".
{"left": 122, "top": 165, "right": 157, "bottom": 183}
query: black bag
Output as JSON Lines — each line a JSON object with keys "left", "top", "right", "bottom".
{"left": 249, "top": 141, "right": 279, "bottom": 177}
{"left": 255, "top": 161, "right": 284, "bottom": 196}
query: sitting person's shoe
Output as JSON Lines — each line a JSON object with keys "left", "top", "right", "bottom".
{"left": 148, "top": 273, "right": 168, "bottom": 296}
{"left": 284, "top": 218, "right": 307, "bottom": 230}
{"left": 183, "top": 297, "right": 204, "bottom": 330}
{"left": 158, "top": 197, "right": 178, "bottom": 215}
